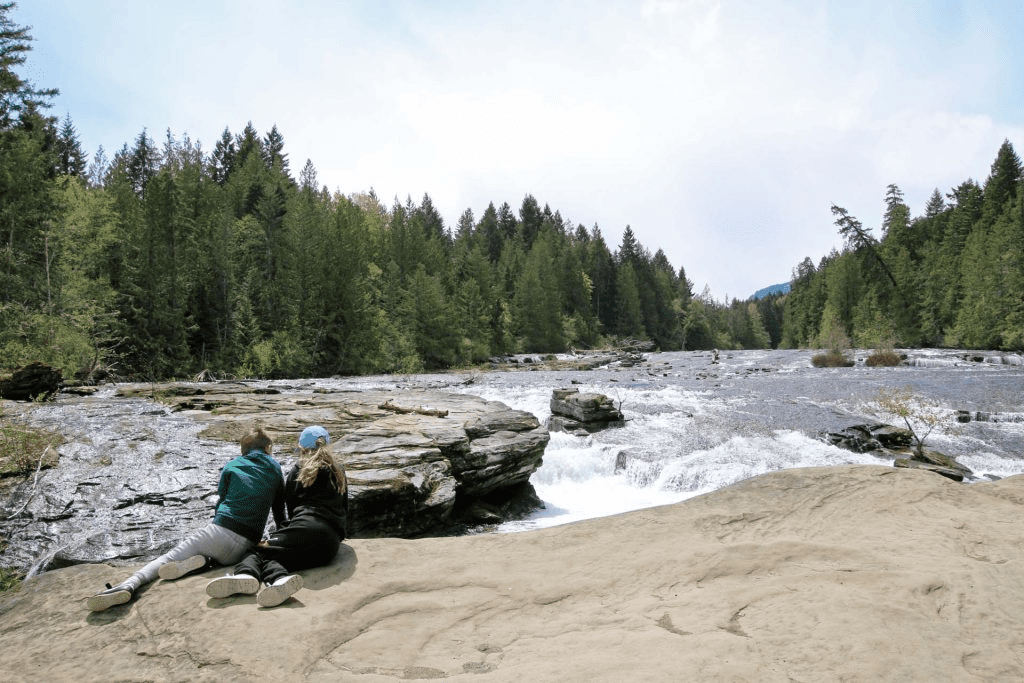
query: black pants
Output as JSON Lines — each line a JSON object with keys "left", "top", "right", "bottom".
{"left": 234, "top": 514, "right": 340, "bottom": 585}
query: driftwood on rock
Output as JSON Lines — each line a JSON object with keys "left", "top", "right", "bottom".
{"left": 378, "top": 399, "right": 449, "bottom": 418}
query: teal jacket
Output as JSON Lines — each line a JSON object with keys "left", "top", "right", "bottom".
{"left": 212, "top": 449, "right": 285, "bottom": 543}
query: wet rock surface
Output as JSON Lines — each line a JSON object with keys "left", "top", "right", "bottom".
{"left": 823, "top": 423, "right": 915, "bottom": 453}
{"left": 824, "top": 423, "right": 975, "bottom": 481}
{"left": 0, "top": 382, "right": 548, "bottom": 574}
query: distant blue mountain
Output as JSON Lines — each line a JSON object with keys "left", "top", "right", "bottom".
{"left": 751, "top": 282, "right": 791, "bottom": 300}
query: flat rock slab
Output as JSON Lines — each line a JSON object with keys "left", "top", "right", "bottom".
{"left": 4, "top": 465, "right": 1024, "bottom": 681}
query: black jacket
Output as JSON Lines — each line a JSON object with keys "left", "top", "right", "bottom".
{"left": 282, "top": 461, "right": 348, "bottom": 539}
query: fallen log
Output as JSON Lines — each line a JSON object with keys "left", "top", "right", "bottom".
{"left": 378, "top": 399, "right": 449, "bottom": 418}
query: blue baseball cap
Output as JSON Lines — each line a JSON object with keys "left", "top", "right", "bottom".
{"left": 298, "top": 425, "right": 330, "bottom": 449}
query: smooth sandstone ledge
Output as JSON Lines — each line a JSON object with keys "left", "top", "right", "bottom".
{"left": 3, "top": 464, "right": 1024, "bottom": 683}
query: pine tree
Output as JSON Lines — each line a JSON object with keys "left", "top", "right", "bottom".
{"left": 262, "top": 124, "right": 291, "bottom": 179}
{"left": 617, "top": 225, "right": 641, "bottom": 268}
{"left": 86, "top": 145, "right": 108, "bottom": 188}
{"left": 407, "top": 263, "right": 458, "bottom": 368}
{"left": 298, "top": 158, "right": 317, "bottom": 193}
{"left": 924, "top": 188, "right": 945, "bottom": 219}
{"left": 0, "top": 3, "right": 61, "bottom": 368}
{"left": 211, "top": 127, "right": 236, "bottom": 186}
{"left": 235, "top": 122, "right": 262, "bottom": 170}
{"left": 560, "top": 229, "right": 599, "bottom": 347}
{"left": 497, "top": 202, "right": 517, "bottom": 242}
{"left": 414, "top": 193, "right": 448, "bottom": 244}
{"left": 781, "top": 257, "right": 823, "bottom": 348}
{"left": 878, "top": 185, "right": 920, "bottom": 344}
{"left": 55, "top": 113, "right": 86, "bottom": 177}
{"left": 477, "top": 202, "right": 501, "bottom": 262}
{"left": 454, "top": 207, "right": 475, "bottom": 245}
{"left": 981, "top": 139, "right": 1022, "bottom": 222}
{"left": 614, "top": 262, "right": 645, "bottom": 338}
{"left": 0, "top": 2, "right": 58, "bottom": 129}
{"left": 125, "top": 129, "right": 160, "bottom": 199}
{"left": 586, "top": 225, "right": 617, "bottom": 334}
{"left": 518, "top": 194, "right": 542, "bottom": 249}
{"left": 955, "top": 143, "right": 1022, "bottom": 348}
{"left": 648, "top": 249, "right": 683, "bottom": 349}
{"left": 514, "top": 229, "right": 564, "bottom": 352}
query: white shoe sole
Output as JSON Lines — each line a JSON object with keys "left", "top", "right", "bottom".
{"left": 158, "top": 555, "right": 206, "bottom": 580}
{"left": 87, "top": 587, "right": 132, "bottom": 612}
{"left": 257, "top": 574, "right": 303, "bottom": 607}
{"left": 206, "top": 574, "right": 260, "bottom": 598}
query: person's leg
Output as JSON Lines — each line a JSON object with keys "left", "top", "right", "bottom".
{"left": 205, "top": 548, "right": 265, "bottom": 598}
{"left": 265, "top": 521, "right": 340, "bottom": 578}
{"left": 90, "top": 523, "right": 254, "bottom": 610}
{"left": 254, "top": 519, "right": 339, "bottom": 607}
{"left": 252, "top": 523, "right": 308, "bottom": 586}
{"left": 249, "top": 521, "right": 318, "bottom": 607}
{"left": 86, "top": 581, "right": 135, "bottom": 611}
{"left": 256, "top": 573, "right": 303, "bottom": 608}
{"left": 233, "top": 550, "right": 264, "bottom": 580}
{"left": 156, "top": 523, "right": 253, "bottom": 581}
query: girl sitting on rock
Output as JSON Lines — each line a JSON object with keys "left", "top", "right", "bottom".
{"left": 87, "top": 427, "right": 285, "bottom": 612}
{"left": 205, "top": 424, "right": 348, "bottom": 607}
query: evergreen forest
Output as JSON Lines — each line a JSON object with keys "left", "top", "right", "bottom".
{"left": 2, "top": 4, "right": 1022, "bottom": 383}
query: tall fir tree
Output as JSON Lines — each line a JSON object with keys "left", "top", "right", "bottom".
{"left": 55, "top": 113, "right": 86, "bottom": 177}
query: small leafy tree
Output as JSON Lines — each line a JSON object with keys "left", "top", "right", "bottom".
{"left": 874, "top": 386, "right": 947, "bottom": 456}
{"left": 811, "top": 314, "right": 854, "bottom": 367}
{"left": 859, "top": 312, "right": 900, "bottom": 366}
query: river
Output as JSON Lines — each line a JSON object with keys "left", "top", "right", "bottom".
{"left": 4, "top": 348, "right": 1024, "bottom": 560}
{"left": 323, "top": 347, "right": 1024, "bottom": 531}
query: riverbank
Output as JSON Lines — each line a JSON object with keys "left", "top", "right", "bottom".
{"left": 2, "top": 464, "right": 1023, "bottom": 681}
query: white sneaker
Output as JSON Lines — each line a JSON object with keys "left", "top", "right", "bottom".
{"left": 158, "top": 555, "right": 207, "bottom": 580}
{"left": 205, "top": 574, "right": 260, "bottom": 599}
{"left": 87, "top": 582, "right": 133, "bottom": 612}
{"left": 257, "top": 574, "right": 303, "bottom": 607}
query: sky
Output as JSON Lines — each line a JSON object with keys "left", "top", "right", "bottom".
{"left": 13, "top": 0, "right": 1024, "bottom": 300}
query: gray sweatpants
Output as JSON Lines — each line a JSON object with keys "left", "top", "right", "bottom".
{"left": 127, "top": 522, "right": 253, "bottom": 588}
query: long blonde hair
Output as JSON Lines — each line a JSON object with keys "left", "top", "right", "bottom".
{"left": 297, "top": 436, "right": 346, "bottom": 493}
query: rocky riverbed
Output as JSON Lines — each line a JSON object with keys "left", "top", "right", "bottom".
{"left": 3, "top": 345, "right": 1023, "bottom": 577}
{"left": 0, "top": 381, "right": 548, "bottom": 575}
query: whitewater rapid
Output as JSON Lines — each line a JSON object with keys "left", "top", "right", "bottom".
{"left": 341, "top": 347, "right": 1024, "bottom": 532}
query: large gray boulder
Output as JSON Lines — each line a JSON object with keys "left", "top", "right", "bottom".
{"left": 548, "top": 387, "right": 625, "bottom": 435}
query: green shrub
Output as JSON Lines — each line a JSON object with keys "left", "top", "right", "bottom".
{"left": 0, "top": 566, "right": 23, "bottom": 593}
{"left": 865, "top": 350, "right": 901, "bottom": 367}
{"left": 0, "top": 414, "right": 63, "bottom": 477}
{"left": 811, "top": 350, "right": 854, "bottom": 367}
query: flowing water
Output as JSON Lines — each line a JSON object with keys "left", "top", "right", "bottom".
{"left": 318, "top": 348, "right": 1024, "bottom": 531}
{"left": 5, "top": 348, "right": 1024, "bottom": 550}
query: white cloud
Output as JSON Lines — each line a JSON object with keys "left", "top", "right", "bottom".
{"left": 16, "top": 0, "right": 1024, "bottom": 298}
